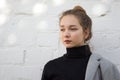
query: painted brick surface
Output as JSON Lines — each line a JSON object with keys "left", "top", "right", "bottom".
{"left": 0, "top": 0, "right": 120, "bottom": 80}
{"left": 0, "top": 66, "right": 41, "bottom": 80}
{"left": 0, "top": 47, "right": 24, "bottom": 64}
{"left": 24, "top": 47, "right": 54, "bottom": 68}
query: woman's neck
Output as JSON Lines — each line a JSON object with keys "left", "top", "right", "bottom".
{"left": 65, "top": 45, "right": 91, "bottom": 58}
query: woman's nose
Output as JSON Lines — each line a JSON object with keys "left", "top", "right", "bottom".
{"left": 64, "top": 31, "right": 70, "bottom": 37}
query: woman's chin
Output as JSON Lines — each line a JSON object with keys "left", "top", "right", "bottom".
{"left": 65, "top": 44, "right": 74, "bottom": 48}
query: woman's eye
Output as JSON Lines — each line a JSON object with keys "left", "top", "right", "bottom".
{"left": 60, "top": 29, "right": 65, "bottom": 31}
{"left": 71, "top": 28, "right": 77, "bottom": 31}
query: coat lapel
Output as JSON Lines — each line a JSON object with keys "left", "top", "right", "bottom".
{"left": 85, "top": 54, "right": 101, "bottom": 80}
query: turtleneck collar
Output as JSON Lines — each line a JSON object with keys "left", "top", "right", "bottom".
{"left": 64, "top": 45, "right": 91, "bottom": 58}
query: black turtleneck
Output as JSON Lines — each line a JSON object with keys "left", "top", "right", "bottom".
{"left": 41, "top": 45, "right": 92, "bottom": 80}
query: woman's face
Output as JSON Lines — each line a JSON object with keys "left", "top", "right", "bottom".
{"left": 60, "top": 15, "right": 88, "bottom": 48}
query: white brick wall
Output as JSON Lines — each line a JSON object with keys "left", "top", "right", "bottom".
{"left": 0, "top": 47, "right": 24, "bottom": 64}
{"left": 0, "top": 0, "right": 120, "bottom": 80}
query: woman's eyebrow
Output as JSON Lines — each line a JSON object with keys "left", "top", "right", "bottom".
{"left": 60, "top": 25, "right": 64, "bottom": 27}
{"left": 60, "top": 25, "right": 77, "bottom": 28}
{"left": 69, "top": 25, "right": 77, "bottom": 28}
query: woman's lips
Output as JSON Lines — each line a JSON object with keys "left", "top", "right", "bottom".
{"left": 64, "top": 40, "right": 72, "bottom": 44}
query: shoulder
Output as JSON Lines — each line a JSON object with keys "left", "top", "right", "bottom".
{"left": 90, "top": 53, "right": 115, "bottom": 66}
{"left": 92, "top": 53, "right": 120, "bottom": 74}
{"left": 43, "top": 56, "right": 64, "bottom": 69}
{"left": 99, "top": 55, "right": 119, "bottom": 75}
{"left": 90, "top": 53, "right": 118, "bottom": 71}
{"left": 96, "top": 54, "right": 117, "bottom": 69}
{"left": 92, "top": 54, "right": 120, "bottom": 79}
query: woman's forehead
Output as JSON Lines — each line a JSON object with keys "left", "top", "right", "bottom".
{"left": 60, "top": 15, "right": 80, "bottom": 26}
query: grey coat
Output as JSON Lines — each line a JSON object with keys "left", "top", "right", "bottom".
{"left": 85, "top": 54, "right": 120, "bottom": 80}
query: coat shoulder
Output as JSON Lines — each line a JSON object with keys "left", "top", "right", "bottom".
{"left": 93, "top": 54, "right": 120, "bottom": 80}
{"left": 91, "top": 53, "right": 115, "bottom": 68}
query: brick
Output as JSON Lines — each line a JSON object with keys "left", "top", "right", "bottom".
{"left": 36, "top": 32, "right": 59, "bottom": 48}
{"left": 0, "top": 47, "right": 24, "bottom": 64}
{"left": 0, "top": 65, "right": 41, "bottom": 80}
{"left": 91, "top": 31, "right": 120, "bottom": 51}
{"left": 24, "top": 47, "right": 54, "bottom": 68}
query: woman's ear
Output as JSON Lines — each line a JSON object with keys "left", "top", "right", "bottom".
{"left": 84, "top": 28, "right": 90, "bottom": 40}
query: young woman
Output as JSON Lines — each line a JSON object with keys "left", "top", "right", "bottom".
{"left": 41, "top": 5, "right": 120, "bottom": 80}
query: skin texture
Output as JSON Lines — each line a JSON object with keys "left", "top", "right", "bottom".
{"left": 60, "top": 15, "right": 89, "bottom": 48}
